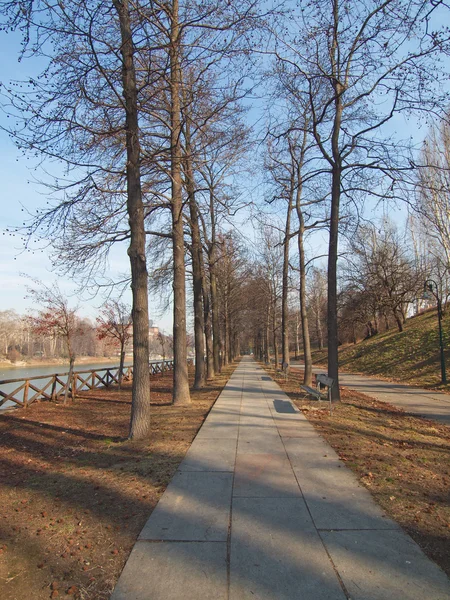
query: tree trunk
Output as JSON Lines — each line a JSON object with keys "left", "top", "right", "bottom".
{"left": 281, "top": 194, "right": 292, "bottom": 367}
{"left": 393, "top": 309, "right": 404, "bottom": 332}
{"left": 327, "top": 160, "right": 341, "bottom": 400}
{"left": 202, "top": 263, "right": 215, "bottom": 379}
{"left": 113, "top": 0, "right": 151, "bottom": 438}
{"left": 65, "top": 354, "right": 75, "bottom": 405}
{"left": 170, "top": 0, "right": 190, "bottom": 405}
{"left": 315, "top": 303, "right": 324, "bottom": 350}
{"left": 119, "top": 344, "right": 125, "bottom": 389}
{"left": 293, "top": 137, "right": 313, "bottom": 386}
{"left": 295, "top": 313, "right": 300, "bottom": 360}
{"left": 273, "top": 328, "right": 279, "bottom": 370}
{"left": 265, "top": 308, "right": 270, "bottom": 364}
{"left": 209, "top": 229, "right": 221, "bottom": 373}
{"left": 298, "top": 219, "right": 313, "bottom": 386}
{"left": 184, "top": 114, "right": 206, "bottom": 389}
{"left": 223, "top": 293, "right": 229, "bottom": 367}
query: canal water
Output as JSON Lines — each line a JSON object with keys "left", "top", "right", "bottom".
{"left": 0, "top": 360, "right": 132, "bottom": 411}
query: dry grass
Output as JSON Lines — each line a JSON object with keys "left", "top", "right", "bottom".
{"left": 0, "top": 364, "right": 236, "bottom": 600}
{"left": 311, "top": 309, "right": 450, "bottom": 390}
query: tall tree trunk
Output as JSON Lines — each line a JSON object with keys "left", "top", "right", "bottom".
{"left": 113, "top": 0, "right": 151, "bottom": 438}
{"left": 65, "top": 352, "right": 75, "bottom": 405}
{"left": 316, "top": 306, "right": 324, "bottom": 351}
{"left": 272, "top": 298, "right": 279, "bottom": 369}
{"left": 170, "top": 0, "right": 190, "bottom": 405}
{"left": 209, "top": 194, "right": 221, "bottom": 373}
{"left": 328, "top": 160, "right": 341, "bottom": 400}
{"left": 265, "top": 307, "right": 270, "bottom": 364}
{"left": 393, "top": 309, "right": 404, "bottom": 332}
{"left": 202, "top": 262, "right": 215, "bottom": 379}
{"left": 282, "top": 193, "right": 292, "bottom": 367}
{"left": 119, "top": 341, "right": 125, "bottom": 389}
{"left": 273, "top": 325, "right": 279, "bottom": 369}
{"left": 223, "top": 309, "right": 228, "bottom": 367}
{"left": 298, "top": 217, "right": 313, "bottom": 386}
{"left": 184, "top": 113, "right": 206, "bottom": 389}
{"left": 325, "top": 10, "right": 344, "bottom": 400}
{"left": 210, "top": 255, "right": 221, "bottom": 372}
{"left": 293, "top": 132, "right": 313, "bottom": 387}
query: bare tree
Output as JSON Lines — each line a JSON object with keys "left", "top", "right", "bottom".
{"left": 1, "top": 0, "right": 153, "bottom": 438}
{"left": 307, "top": 268, "right": 327, "bottom": 351}
{"left": 415, "top": 117, "right": 450, "bottom": 269}
{"left": 270, "top": 0, "right": 447, "bottom": 398}
{"left": 27, "top": 282, "right": 80, "bottom": 404}
{"left": 97, "top": 300, "right": 132, "bottom": 388}
{"left": 343, "top": 221, "right": 423, "bottom": 333}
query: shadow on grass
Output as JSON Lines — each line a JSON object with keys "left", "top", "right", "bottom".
{"left": 0, "top": 363, "right": 239, "bottom": 600}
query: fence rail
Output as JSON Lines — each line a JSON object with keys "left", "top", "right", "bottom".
{"left": 0, "top": 360, "right": 175, "bottom": 410}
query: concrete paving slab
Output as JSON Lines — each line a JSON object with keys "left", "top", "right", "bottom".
{"left": 299, "top": 477, "right": 398, "bottom": 530}
{"left": 237, "top": 426, "right": 286, "bottom": 455}
{"left": 277, "top": 426, "right": 321, "bottom": 437}
{"left": 139, "top": 471, "right": 233, "bottom": 541}
{"left": 202, "top": 411, "right": 240, "bottom": 425}
{"left": 230, "top": 497, "right": 346, "bottom": 600}
{"left": 285, "top": 439, "right": 397, "bottom": 529}
{"left": 195, "top": 421, "right": 239, "bottom": 439}
{"left": 283, "top": 435, "right": 337, "bottom": 462}
{"left": 274, "top": 417, "right": 320, "bottom": 438}
{"left": 111, "top": 541, "right": 228, "bottom": 600}
{"left": 178, "top": 438, "right": 237, "bottom": 472}
{"left": 239, "top": 412, "right": 277, "bottom": 427}
{"left": 111, "top": 358, "right": 450, "bottom": 600}
{"left": 321, "top": 529, "right": 450, "bottom": 599}
{"left": 233, "top": 453, "right": 301, "bottom": 497}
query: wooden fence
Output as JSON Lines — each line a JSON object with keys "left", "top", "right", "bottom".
{"left": 0, "top": 360, "right": 175, "bottom": 410}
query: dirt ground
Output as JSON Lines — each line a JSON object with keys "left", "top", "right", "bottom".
{"left": 0, "top": 364, "right": 236, "bottom": 600}
{"left": 263, "top": 364, "right": 450, "bottom": 579}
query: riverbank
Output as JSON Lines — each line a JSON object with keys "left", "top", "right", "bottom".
{"left": 0, "top": 356, "right": 132, "bottom": 370}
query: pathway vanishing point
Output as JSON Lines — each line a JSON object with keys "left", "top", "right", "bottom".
{"left": 111, "top": 357, "right": 450, "bottom": 600}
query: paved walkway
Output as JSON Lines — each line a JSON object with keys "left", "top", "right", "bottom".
{"left": 111, "top": 358, "right": 450, "bottom": 600}
{"left": 291, "top": 362, "right": 450, "bottom": 425}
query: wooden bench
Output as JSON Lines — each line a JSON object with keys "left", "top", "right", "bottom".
{"left": 299, "top": 384, "right": 322, "bottom": 400}
{"left": 300, "top": 373, "right": 334, "bottom": 402}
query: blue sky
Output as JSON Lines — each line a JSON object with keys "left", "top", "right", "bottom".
{"left": 0, "top": 31, "right": 174, "bottom": 327}
{"left": 0, "top": 15, "right": 447, "bottom": 329}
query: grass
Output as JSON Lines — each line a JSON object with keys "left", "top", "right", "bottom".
{"left": 311, "top": 308, "right": 450, "bottom": 390}
{"left": 0, "top": 364, "right": 237, "bottom": 600}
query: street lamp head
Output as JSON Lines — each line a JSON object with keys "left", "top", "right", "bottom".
{"left": 423, "top": 279, "right": 438, "bottom": 300}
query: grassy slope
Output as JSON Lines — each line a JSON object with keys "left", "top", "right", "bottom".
{"left": 311, "top": 309, "right": 450, "bottom": 390}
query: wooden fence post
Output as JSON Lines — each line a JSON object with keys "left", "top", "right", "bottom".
{"left": 51, "top": 376, "right": 57, "bottom": 402}
{"left": 23, "top": 380, "right": 29, "bottom": 409}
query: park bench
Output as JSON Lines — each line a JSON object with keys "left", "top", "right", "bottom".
{"left": 300, "top": 373, "right": 334, "bottom": 403}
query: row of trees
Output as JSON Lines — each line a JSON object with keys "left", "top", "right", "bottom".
{"left": 239, "top": 213, "right": 449, "bottom": 369}
{"left": 2, "top": 0, "right": 450, "bottom": 432}
{"left": 1, "top": 0, "right": 261, "bottom": 438}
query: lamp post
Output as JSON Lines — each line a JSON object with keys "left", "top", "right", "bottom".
{"left": 424, "top": 279, "right": 447, "bottom": 385}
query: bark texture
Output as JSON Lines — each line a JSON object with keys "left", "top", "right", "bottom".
{"left": 170, "top": 0, "right": 191, "bottom": 405}
{"left": 113, "top": 0, "right": 151, "bottom": 438}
